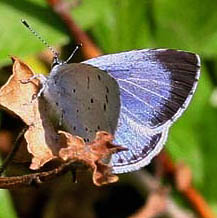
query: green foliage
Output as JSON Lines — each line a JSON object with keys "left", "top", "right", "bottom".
{"left": 154, "top": 0, "right": 217, "bottom": 57}
{"left": 0, "top": 158, "right": 17, "bottom": 218}
{"left": 91, "top": 0, "right": 155, "bottom": 52}
{"left": 0, "top": 0, "right": 217, "bottom": 215}
{"left": 0, "top": 189, "right": 17, "bottom": 218}
{"left": 0, "top": 0, "right": 108, "bottom": 66}
{"left": 0, "top": 0, "right": 66, "bottom": 65}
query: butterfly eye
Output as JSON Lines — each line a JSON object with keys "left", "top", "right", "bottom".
{"left": 51, "top": 56, "right": 64, "bottom": 68}
{"left": 51, "top": 56, "right": 60, "bottom": 68}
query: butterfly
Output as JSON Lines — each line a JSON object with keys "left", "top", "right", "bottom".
{"left": 40, "top": 48, "right": 200, "bottom": 174}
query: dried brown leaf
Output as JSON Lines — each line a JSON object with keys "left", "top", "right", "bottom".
{"left": 0, "top": 57, "right": 125, "bottom": 186}
{"left": 0, "top": 58, "right": 123, "bottom": 186}
{"left": 59, "top": 131, "right": 126, "bottom": 186}
{"left": 0, "top": 57, "right": 58, "bottom": 169}
{"left": 0, "top": 57, "right": 39, "bottom": 124}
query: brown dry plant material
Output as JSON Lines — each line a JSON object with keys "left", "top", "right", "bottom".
{"left": 59, "top": 131, "right": 127, "bottom": 186}
{"left": 0, "top": 57, "right": 58, "bottom": 169}
{"left": 0, "top": 57, "right": 123, "bottom": 186}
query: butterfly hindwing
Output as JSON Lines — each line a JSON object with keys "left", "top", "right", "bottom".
{"left": 83, "top": 49, "right": 200, "bottom": 173}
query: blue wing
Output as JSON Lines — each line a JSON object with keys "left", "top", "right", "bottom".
{"left": 83, "top": 49, "right": 200, "bottom": 173}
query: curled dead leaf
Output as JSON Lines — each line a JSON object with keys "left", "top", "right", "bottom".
{"left": 59, "top": 131, "right": 127, "bottom": 186}
{"left": 0, "top": 57, "right": 58, "bottom": 169}
{"left": 0, "top": 57, "right": 124, "bottom": 186}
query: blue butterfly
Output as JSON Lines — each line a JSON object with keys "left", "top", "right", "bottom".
{"left": 41, "top": 48, "right": 200, "bottom": 174}
{"left": 83, "top": 49, "right": 200, "bottom": 173}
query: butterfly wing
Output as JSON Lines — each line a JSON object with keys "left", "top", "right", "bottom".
{"left": 83, "top": 49, "right": 200, "bottom": 173}
{"left": 44, "top": 63, "right": 120, "bottom": 143}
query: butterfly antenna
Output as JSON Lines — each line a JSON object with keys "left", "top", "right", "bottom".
{"left": 21, "top": 19, "right": 59, "bottom": 61}
{"left": 64, "top": 44, "right": 82, "bottom": 64}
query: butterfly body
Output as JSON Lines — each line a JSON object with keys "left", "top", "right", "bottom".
{"left": 42, "top": 49, "right": 200, "bottom": 174}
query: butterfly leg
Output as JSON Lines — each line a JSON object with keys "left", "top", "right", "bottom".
{"left": 20, "top": 74, "right": 47, "bottom": 102}
{"left": 20, "top": 74, "right": 46, "bottom": 84}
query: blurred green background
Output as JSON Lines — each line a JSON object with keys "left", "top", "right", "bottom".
{"left": 0, "top": 0, "right": 217, "bottom": 217}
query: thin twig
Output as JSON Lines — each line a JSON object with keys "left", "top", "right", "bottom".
{"left": 0, "top": 160, "right": 75, "bottom": 189}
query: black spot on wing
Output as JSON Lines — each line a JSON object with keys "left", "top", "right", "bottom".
{"left": 87, "top": 76, "right": 90, "bottom": 89}
{"left": 103, "top": 103, "right": 107, "bottom": 111}
{"left": 105, "top": 94, "right": 109, "bottom": 103}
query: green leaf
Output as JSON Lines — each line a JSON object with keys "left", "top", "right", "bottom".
{"left": 91, "top": 0, "right": 154, "bottom": 53}
{"left": 0, "top": 0, "right": 107, "bottom": 66}
{"left": 0, "top": 189, "right": 17, "bottom": 218}
{"left": 0, "top": 0, "right": 67, "bottom": 66}
{"left": 154, "top": 0, "right": 217, "bottom": 57}
{"left": 0, "top": 157, "right": 17, "bottom": 218}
